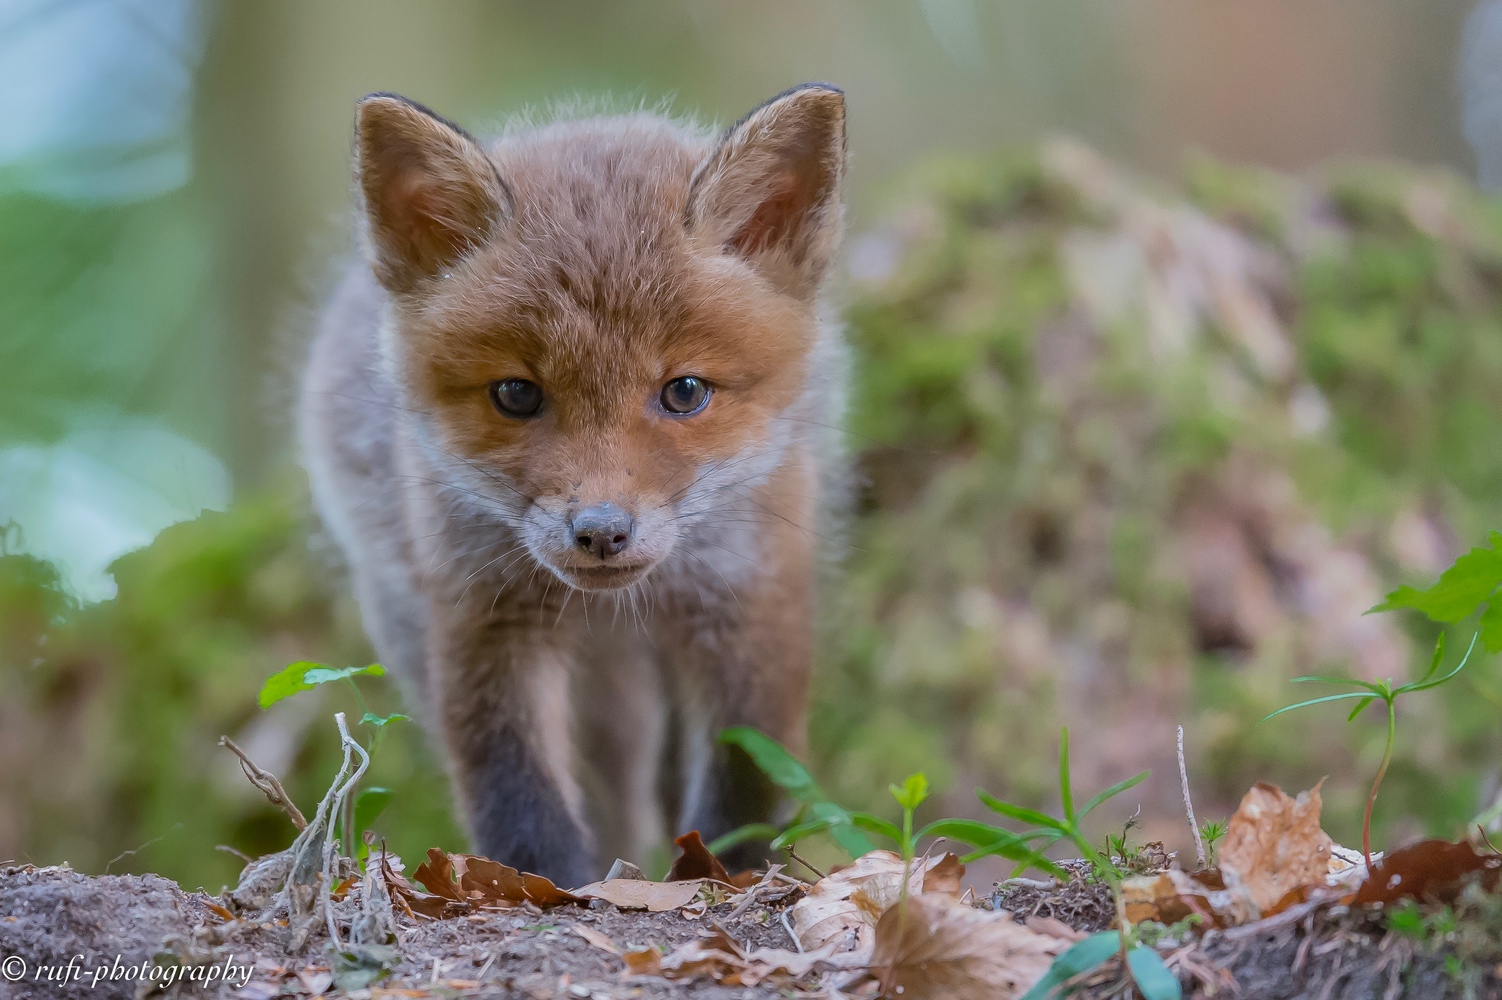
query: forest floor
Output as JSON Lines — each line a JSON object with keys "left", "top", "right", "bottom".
{"left": 3, "top": 855, "right": 1499, "bottom": 1000}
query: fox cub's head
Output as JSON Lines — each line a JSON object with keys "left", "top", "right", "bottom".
{"left": 355, "top": 86, "right": 845, "bottom": 591}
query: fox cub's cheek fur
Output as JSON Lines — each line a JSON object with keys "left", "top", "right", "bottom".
{"left": 406, "top": 288, "right": 818, "bottom": 592}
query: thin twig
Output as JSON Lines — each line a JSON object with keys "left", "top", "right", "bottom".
{"left": 324, "top": 713, "right": 370, "bottom": 949}
{"left": 781, "top": 910, "right": 804, "bottom": 954}
{"left": 219, "top": 736, "right": 308, "bottom": 830}
{"left": 1178, "top": 726, "right": 1205, "bottom": 868}
{"left": 785, "top": 846, "right": 826, "bottom": 881}
{"left": 104, "top": 826, "right": 179, "bottom": 873}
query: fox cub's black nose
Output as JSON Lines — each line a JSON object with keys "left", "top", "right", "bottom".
{"left": 573, "top": 503, "right": 634, "bottom": 558}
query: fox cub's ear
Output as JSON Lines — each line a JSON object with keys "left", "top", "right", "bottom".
{"left": 355, "top": 93, "right": 511, "bottom": 294}
{"left": 687, "top": 84, "right": 847, "bottom": 299}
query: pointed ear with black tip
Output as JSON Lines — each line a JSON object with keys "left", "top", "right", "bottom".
{"left": 355, "top": 93, "right": 511, "bottom": 294}
{"left": 686, "top": 84, "right": 847, "bottom": 299}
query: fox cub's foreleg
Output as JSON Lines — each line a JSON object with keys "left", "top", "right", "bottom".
{"left": 661, "top": 553, "right": 814, "bottom": 873}
{"left": 427, "top": 595, "right": 594, "bottom": 887}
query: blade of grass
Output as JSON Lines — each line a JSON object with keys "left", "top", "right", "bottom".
{"left": 1059, "top": 727, "right": 1076, "bottom": 823}
{"left": 978, "top": 790, "right": 1067, "bottom": 831}
{"left": 1078, "top": 770, "right": 1151, "bottom": 819}
{"left": 1402, "top": 632, "right": 1477, "bottom": 692}
{"left": 1261, "top": 691, "right": 1376, "bottom": 721}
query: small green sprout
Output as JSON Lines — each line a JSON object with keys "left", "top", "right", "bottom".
{"left": 1198, "top": 819, "right": 1227, "bottom": 865}
{"left": 713, "top": 728, "right": 1053, "bottom": 871}
{"left": 257, "top": 659, "right": 405, "bottom": 862}
{"left": 976, "top": 727, "right": 1150, "bottom": 885}
{"left": 720, "top": 725, "right": 1173, "bottom": 999}
{"left": 1264, "top": 631, "right": 1477, "bottom": 866}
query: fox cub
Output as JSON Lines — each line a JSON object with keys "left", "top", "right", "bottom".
{"left": 298, "top": 85, "right": 848, "bottom": 885}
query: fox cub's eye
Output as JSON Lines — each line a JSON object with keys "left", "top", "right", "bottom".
{"left": 660, "top": 376, "right": 711, "bottom": 415}
{"left": 489, "top": 379, "right": 543, "bottom": 418}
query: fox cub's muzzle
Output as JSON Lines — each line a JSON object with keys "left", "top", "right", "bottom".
{"left": 571, "top": 502, "right": 634, "bottom": 559}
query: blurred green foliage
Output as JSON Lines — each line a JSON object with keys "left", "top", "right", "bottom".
{"left": 0, "top": 486, "right": 461, "bottom": 890}
{"left": 6, "top": 145, "right": 1502, "bottom": 885}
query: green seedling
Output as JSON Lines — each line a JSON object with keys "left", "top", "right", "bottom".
{"left": 1265, "top": 631, "right": 1477, "bottom": 866}
{"left": 1198, "top": 819, "right": 1227, "bottom": 866}
{"left": 1370, "top": 532, "right": 1502, "bottom": 836}
{"left": 713, "top": 728, "right": 1054, "bottom": 870}
{"left": 718, "top": 726, "right": 1173, "bottom": 998}
{"left": 980, "top": 728, "right": 1177, "bottom": 999}
{"left": 257, "top": 659, "right": 407, "bottom": 861}
{"left": 1020, "top": 926, "right": 1181, "bottom": 1000}
{"left": 976, "top": 727, "right": 1150, "bottom": 885}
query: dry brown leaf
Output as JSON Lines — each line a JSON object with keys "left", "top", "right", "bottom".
{"left": 788, "top": 851, "right": 965, "bottom": 964}
{"left": 623, "top": 948, "right": 662, "bottom": 977}
{"left": 1121, "top": 869, "right": 1255, "bottom": 928}
{"left": 454, "top": 853, "right": 584, "bottom": 906}
{"left": 573, "top": 878, "right": 705, "bottom": 912}
{"left": 666, "top": 830, "right": 736, "bottom": 886}
{"left": 636, "top": 926, "right": 840, "bottom": 987}
{"left": 1353, "top": 839, "right": 1502, "bottom": 906}
{"left": 872, "top": 893, "right": 1074, "bottom": 1000}
{"left": 381, "top": 849, "right": 460, "bottom": 919}
{"left": 1218, "top": 781, "right": 1332, "bottom": 914}
{"left": 573, "top": 924, "right": 621, "bottom": 955}
{"left": 410, "top": 848, "right": 584, "bottom": 911}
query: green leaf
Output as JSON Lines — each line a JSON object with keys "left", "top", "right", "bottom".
{"left": 977, "top": 790, "right": 1067, "bottom": 831}
{"left": 961, "top": 837, "right": 1060, "bottom": 867}
{"left": 303, "top": 663, "right": 385, "bottom": 686}
{"left": 1416, "top": 632, "right": 1447, "bottom": 684}
{"left": 1346, "top": 696, "right": 1376, "bottom": 722}
{"left": 1290, "top": 674, "right": 1375, "bottom": 686}
{"left": 1078, "top": 770, "right": 1151, "bottom": 819}
{"left": 718, "top": 727, "right": 819, "bottom": 802}
{"left": 708, "top": 823, "right": 781, "bottom": 855}
{"left": 360, "top": 712, "right": 410, "bottom": 728}
{"left": 1008, "top": 835, "right": 1070, "bottom": 881}
{"left": 1480, "top": 602, "right": 1502, "bottom": 654}
{"left": 850, "top": 811, "right": 904, "bottom": 844}
{"left": 1371, "top": 532, "right": 1502, "bottom": 623}
{"left": 258, "top": 660, "right": 324, "bottom": 708}
{"left": 258, "top": 662, "right": 385, "bottom": 709}
{"left": 831, "top": 823, "right": 877, "bottom": 858}
{"left": 915, "top": 818, "right": 1019, "bottom": 848}
{"left": 890, "top": 772, "right": 930, "bottom": 812}
{"left": 1058, "top": 728, "right": 1075, "bottom": 823}
{"left": 1261, "top": 691, "right": 1379, "bottom": 722}
{"left": 771, "top": 818, "right": 843, "bottom": 850}
{"left": 1400, "top": 631, "right": 1479, "bottom": 693}
{"left": 1126, "top": 945, "right": 1182, "bottom": 1000}
{"left": 806, "top": 800, "right": 876, "bottom": 857}
{"left": 352, "top": 787, "right": 392, "bottom": 857}
{"left": 1019, "top": 931, "right": 1121, "bottom": 1000}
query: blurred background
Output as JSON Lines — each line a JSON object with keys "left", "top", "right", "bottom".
{"left": 5, "top": 0, "right": 1502, "bottom": 890}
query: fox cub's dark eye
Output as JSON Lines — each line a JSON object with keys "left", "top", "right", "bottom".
{"left": 660, "top": 376, "right": 711, "bottom": 415}
{"left": 489, "top": 379, "right": 543, "bottom": 418}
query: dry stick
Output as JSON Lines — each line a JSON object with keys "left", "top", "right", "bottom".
{"left": 323, "top": 713, "right": 370, "bottom": 950}
{"left": 1178, "top": 725, "right": 1206, "bottom": 868}
{"left": 784, "top": 845, "right": 826, "bottom": 881}
{"left": 219, "top": 735, "right": 308, "bottom": 830}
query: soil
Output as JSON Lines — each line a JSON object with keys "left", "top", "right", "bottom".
{"left": 3, "top": 864, "right": 1500, "bottom": 1000}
